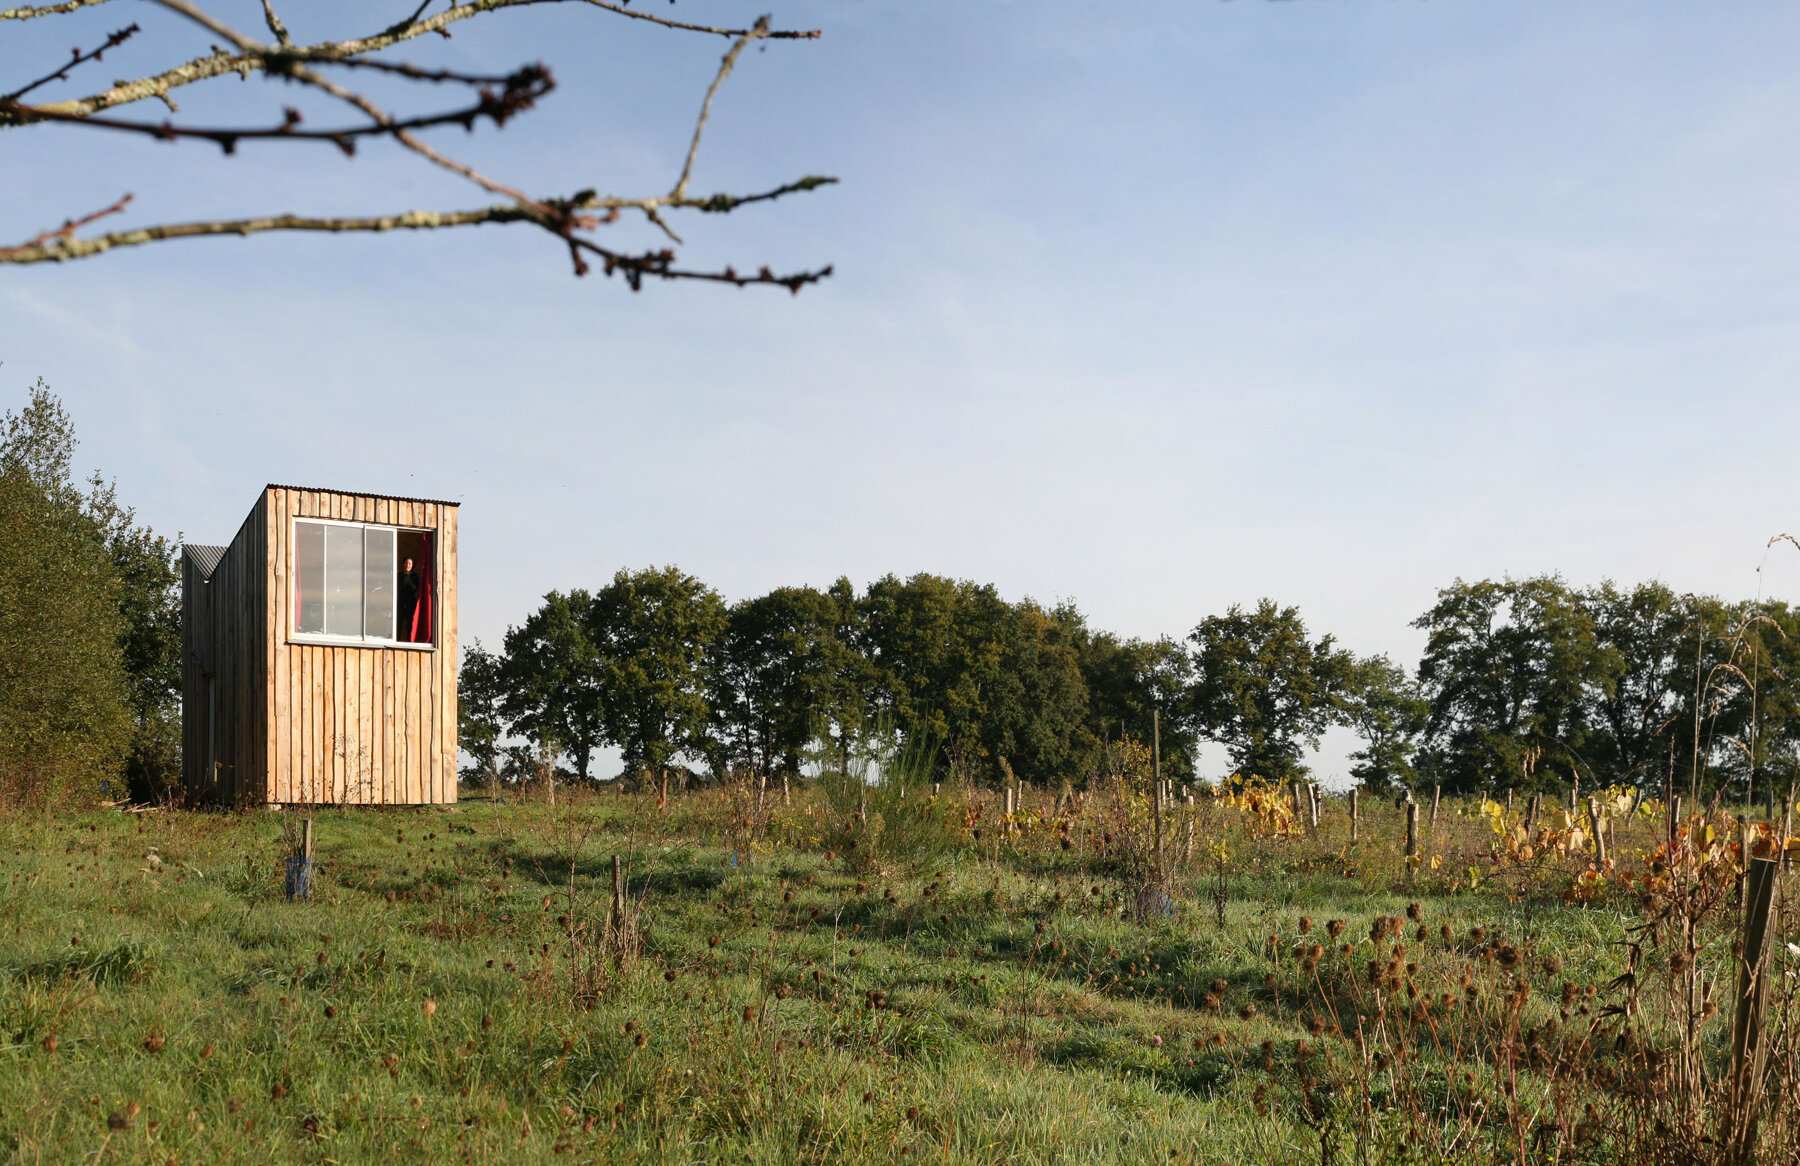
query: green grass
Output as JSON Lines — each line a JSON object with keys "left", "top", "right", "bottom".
{"left": 0, "top": 789, "right": 1717, "bottom": 1164}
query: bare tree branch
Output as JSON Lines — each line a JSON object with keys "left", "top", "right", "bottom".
{"left": 259, "top": 0, "right": 291, "bottom": 47}
{"left": 0, "top": 0, "right": 114, "bottom": 20}
{"left": 561, "top": 0, "right": 819, "bottom": 41}
{"left": 3, "top": 21, "right": 136, "bottom": 101}
{"left": 7, "top": 0, "right": 818, "bottom": 124}
{"left": 146, "top": 0, "right": 255, "bottom": 50}
{"left": 673, "top": 15, "right": 769, "bottom": 201}
{"left": 1, "top": 65, "right": 553, "bottom": 155}
{"left": 2, "top": 0, "right": 836, "bottom": 286}
{"left": 0, "top": 201, "right": 833, "bottom": 296}
{"left": 0, "top": 192, "right": 132, "bottom": 259}
{"left": 283, "top": 62, "right": 551, "bottom": 210}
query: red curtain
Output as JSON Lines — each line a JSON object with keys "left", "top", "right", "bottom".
{"left": 410, "top": 533, "right": 434, "bottom": 643}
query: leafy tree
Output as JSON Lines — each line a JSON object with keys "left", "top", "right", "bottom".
{"left": 83, "top": 474, "right": 182, "bottom": 802}
{"left": 1342, "top": 654, "right": 1427, "bottom": 794}
{"left": 499, "top": 591, "right": 606, "bottom": 782}
{"left": 1076, "top": 629, "right": 1195, "bottom": 782}
{"left": 591, "top": 567, "right": 726, "bottom": 780}
{"left": 712, "top": 583, "right": 867, "bottom": 776}
{"left": 1412, "top": 576, "right": 1617, "bottom": 794}
{"left": 0, "top": 381, "right": 131, "bottom": 809}
{"left": 1578, "top": 580, "right": 1694, "bottom": 792}
{"left": 856, "top": 574, "right": 1089, "bottom": 784}
{"left": 458, "top": 638, "right": 508, "bottom": 796}
{"left": 1186, "top": 599, "right": 1356, "bottom": 782}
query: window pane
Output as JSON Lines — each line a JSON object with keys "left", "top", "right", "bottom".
{"left": 324, "top": 524, "right": 363, "bottom": 637}
{"left": 364, "top": 526, "right": 395, "bottom": 641}
{"left": 295, "top": 521, "right": 325, "bottom": 634}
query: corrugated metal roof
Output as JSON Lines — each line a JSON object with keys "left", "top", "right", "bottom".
{"left": 184, "top": 544, "right": 228, "bottom": 580}
{"left": 266, "top": 483, "right": 462, "bottom": 508}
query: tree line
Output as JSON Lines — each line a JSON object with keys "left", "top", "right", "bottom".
{"left": 6, "top": 382, "right": 1794, "bottom": 808}
{"left": 464, "top": 567, "right": 1800, "bottom": 804}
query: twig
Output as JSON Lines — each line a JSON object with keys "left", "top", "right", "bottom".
{"left": 0, "top": 192, "right": 132, "bottom": 259}
{"left": 0, "top": 0, "right": 114, "bottom": 19}
{"left": 6, "top": 0, "right": 819, "bottom": 125}
{"left": 284, "top": 63, "right": 551, "bottom": 210}
{"left": 0, "top": 200, "right": 832, "bottom": 296}
{"left": 672, "top": 15, "right": 769, "bottom": 200}
{"left": 3, "top": 23, "right": 138, "bottom": 102}
{"left": 1, "top": 66, "right": 553, "bottom": 155}
{"left": 259, "top": 0, "right": 290, "bottom": 47}
{"left": 146, "top": 0, "right": 255, "bottom": 51}
{"left": 563, "top": 0, "right": 819, "bottom": 41}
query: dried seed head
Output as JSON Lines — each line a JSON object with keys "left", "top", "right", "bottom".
{"left": 421, "top": 999, "right": 437, "bottom": 1019}
{"left": 1210, "top": 978, "right": 1230, "bottom": 996}
{"left": 1327, "top": 920, "right": 1346, "bottom": 939}
{"left": 1298, "top": 916, "right": 1314, "bottom": 933}
{"left": 1237, "top": 1002, "right": 1258, "bottom": 1020}
{"left": 1406, "top": 902, "right": 1422, "bottom": 921}
{"left": 143, "top": 1033, "right": 165, "bottom": 1054}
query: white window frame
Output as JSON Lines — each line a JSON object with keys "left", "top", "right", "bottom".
{"left": 288, "top": 517, "right": 437, "bottom": 651}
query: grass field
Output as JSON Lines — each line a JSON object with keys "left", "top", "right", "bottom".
{"left": 2, "top": 780, "right": 1795, "bottom": 1165}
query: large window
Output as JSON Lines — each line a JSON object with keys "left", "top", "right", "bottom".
{"left": 293, "top": 520, "right": 433, "bottom": 645}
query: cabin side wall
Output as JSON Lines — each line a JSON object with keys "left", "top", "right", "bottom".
{"left": 266, "top": 487, "right": 458, "bottom": 805}
{"left": 181, "top": 498, "right": 270, "bottom": 803}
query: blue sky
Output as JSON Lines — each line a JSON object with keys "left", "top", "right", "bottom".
{"left": 7, "top": 1, "right": 1800, "bottom": 780}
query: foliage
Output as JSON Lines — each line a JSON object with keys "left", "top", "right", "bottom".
{"left": 711, "top": 582, "right": 868, "bottom": 777}
{"left": 457, "top": 639, "right": 507, "bottom": 794}
{"left": 1186, "top": 598, "right": 1357, "bottom": 782}
{"left": 1076, "top": 630, "right": 1195, "bottom": 783}
{"left": 856, "top": 574, "right": 1092, "bottom": 785}
{"left": 1343, "top": 654, "right": 1428, "bottom": 794}
{"left": 591, "top": 566, "right": 727, "bottom": 780}
{"left": 499, "top": 591, "right": 607, "bottom": 781}
{"left": 0, "top": 381, "right": 132, "bottom": 809}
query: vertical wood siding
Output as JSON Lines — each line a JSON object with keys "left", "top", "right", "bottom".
{"left": 262, "top": 487, "right": 458, "bottom": 805}
{"left": 180, "top": 495, "right": 269, "bottom": 804}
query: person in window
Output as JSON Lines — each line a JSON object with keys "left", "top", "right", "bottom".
{"left": 397, "top": 556, "right": 420, "bottom": 640}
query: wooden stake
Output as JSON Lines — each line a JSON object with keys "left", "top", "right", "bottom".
{"left": 1153, "top": 710, "right": 1164, "bottom": 877}
{"left": 1405, "top": 800, "right": 1419, "bottom": 878}
{"left": 301, "top": 817, "right": 314, "bottom": 862}
{"left": 1781, "top": 794, "right": 1793, "bottom": 872}
{"left": 1669, "top": 794, "right": 1682, "bottom": 848}
{"left": 1430, "top": 784, "right": 1442, "bottom": 831}
{"left": 1587, "top": 797, "right": 1606, "bottom": 865}
{"left": 1505, "top": 787, "right": 1514, "bottom": 813}
{"left": 1526, "top": 792, "right": 1540, "bottom": 837}
{"left": 1349, "top": 788, "right": 1360, "bottom": 842}
{"left": 1725, "top": 857, "right": 1781, "bottom": 1164}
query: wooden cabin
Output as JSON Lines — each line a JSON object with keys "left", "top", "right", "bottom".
{"left": 182, "top": 485, "right": 459, "bottom": 806}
